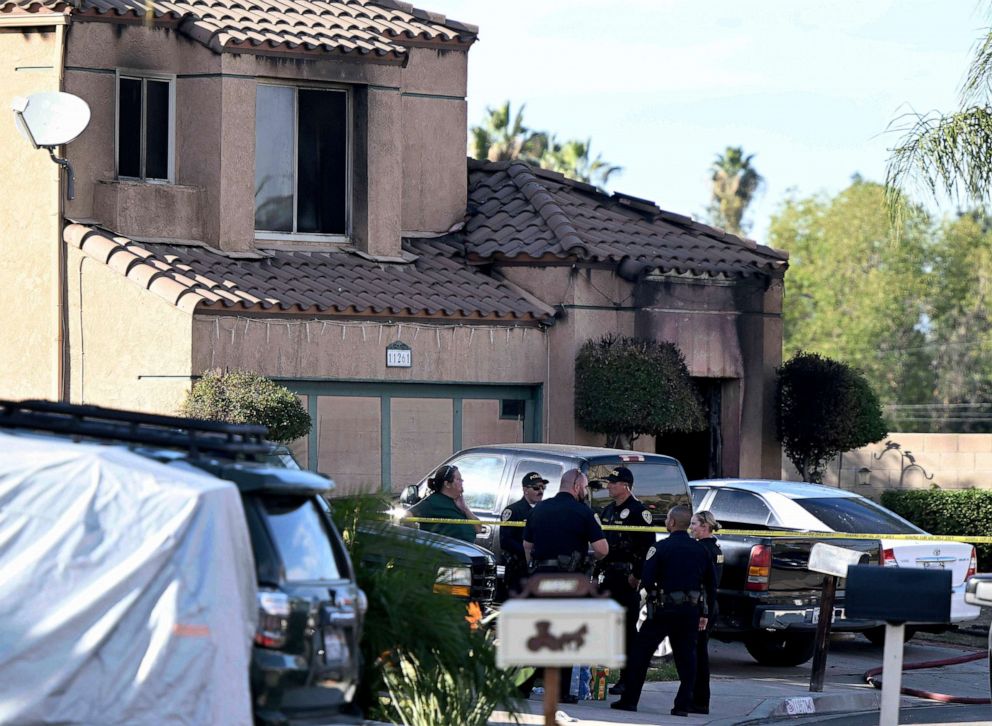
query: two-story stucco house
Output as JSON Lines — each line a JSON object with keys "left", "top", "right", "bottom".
{"left": 0, "top": 0, "right": 788, "bottom": 493}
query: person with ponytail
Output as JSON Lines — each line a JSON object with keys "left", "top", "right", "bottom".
{"left": 408, "top": 463, "right": 482, "bottom": 543}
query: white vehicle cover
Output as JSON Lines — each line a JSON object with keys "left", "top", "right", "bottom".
{"left": 0, "top": 432, "right": 257, "bottom": 725}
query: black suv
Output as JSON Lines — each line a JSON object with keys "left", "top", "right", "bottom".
{"left": 0, "top": 400, "right": 364, "bottom": 726}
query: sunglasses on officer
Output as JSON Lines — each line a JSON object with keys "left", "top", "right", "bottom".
{"left": 525, "top": 484, "right": 547, "bottom": 492}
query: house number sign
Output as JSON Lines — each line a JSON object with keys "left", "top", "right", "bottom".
{"left": 386, "top": 341, "right": 412, "bottom": 368}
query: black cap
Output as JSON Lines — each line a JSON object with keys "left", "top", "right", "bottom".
{"left": 522, "top": 471, "right": 549, "bottom": 488}
{"left": 605, "top": 466, "right": 634, "bottom": 487}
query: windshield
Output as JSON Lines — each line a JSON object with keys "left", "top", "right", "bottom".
{"left": 261, "top": 497, "right": 343, "bottom": 581}
{"left": 795, "top": 496, "right": 926, "bottom": 535}
{"left": 587, "top": 461, "right": 689, "bottom": 520}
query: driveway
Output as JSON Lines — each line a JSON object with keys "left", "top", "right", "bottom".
{"left": 489, "top": 632, "right": 989, "bottom": 725}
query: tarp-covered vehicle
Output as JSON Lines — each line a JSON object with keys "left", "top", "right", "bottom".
{"left": 0, "top": 400, "right": 364, "bottom": 725}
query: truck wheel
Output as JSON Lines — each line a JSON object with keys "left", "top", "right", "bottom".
{"left": 863, "top": 626, "right": 917, "bottom": 646}
{"left": 744, "top": 632, "right": 816, "bottom": 667}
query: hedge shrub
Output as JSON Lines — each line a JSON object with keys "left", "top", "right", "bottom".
{"left": 180, "top": 369, "right": 311, "bottom": 444}
{"left": 575, "top": 335, "right": 704, "bottom": 449}
{"left": 880, "top": 488, "right": 992, "bottom": 570}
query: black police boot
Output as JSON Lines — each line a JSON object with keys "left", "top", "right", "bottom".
{"left": 671, "top": 707, "right": 689, "bottom": 717}
{"left": 610, "top": 700, "right": 636, "bottom": 712}
{"left": 607, "top": 681, "right": 625, "bottom": 695}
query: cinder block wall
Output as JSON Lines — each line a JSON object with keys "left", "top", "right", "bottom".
{"left": 782, "top": 433, "right": 992, "bottom": 501}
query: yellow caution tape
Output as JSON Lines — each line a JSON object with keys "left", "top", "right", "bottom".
{"left": 396, "top": 516, "right": 992, "bottom": 544}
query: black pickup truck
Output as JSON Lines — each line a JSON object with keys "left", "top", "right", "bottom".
{"left": 399, "top": 444, "right": 882, "bottom": 666}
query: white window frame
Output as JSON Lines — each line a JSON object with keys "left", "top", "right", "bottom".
{"left": 254, "top": 82, "right": 352, "bottom": 243}
{"left": 114, "top": 69, "right": 176, "bottom": 183}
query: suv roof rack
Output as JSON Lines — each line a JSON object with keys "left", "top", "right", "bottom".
{"left": 0, "top": 399, "right": 270, "bottom": 459}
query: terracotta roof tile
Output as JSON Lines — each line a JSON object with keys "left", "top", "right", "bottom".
{"left": 0, "top": 0, "right": 475, "bottom": 60}
{"left": 64, "top": 223, "right": 554, "bottom": 323}
{"left": 465, "top": 159, "right": 789, "bottom": 278}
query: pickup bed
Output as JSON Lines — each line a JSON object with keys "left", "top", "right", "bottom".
{"left": 712, "top": 533, "right": 880, "bottom": 665}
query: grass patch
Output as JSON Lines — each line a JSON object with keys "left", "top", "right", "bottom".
{"left": 646, "top": 661, "right": 679, "bottom": 682}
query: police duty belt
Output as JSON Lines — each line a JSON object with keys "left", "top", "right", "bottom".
{"left": 396, "top": 517, "right": 992, "bottom": 544}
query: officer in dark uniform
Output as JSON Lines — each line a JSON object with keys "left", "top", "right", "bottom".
{"left": 523, "top": 468, "right": 609, "bottom": 704}
{"left": 689, "top": 510, "right": 724, "bottom": 715}
{"left": 611, "top": 505, "right": 716, "bottom": 716}
{"left": 596, "top": 466, "right": 655, "bottom": 696}
{"left": 498, "top": 471, "right": 548, "bottom": 596}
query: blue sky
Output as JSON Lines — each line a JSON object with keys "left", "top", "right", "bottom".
{"left": 431, "top": 0, "right": 986, "bottom": 241}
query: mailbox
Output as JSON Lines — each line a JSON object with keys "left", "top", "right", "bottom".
{"left": 497, "top": 598, "right": 625, "bottom": 668}
{"left": 845, "top": 565, "right": 951, "bottom": 623}
{"left": 808, "top": 542, "right": 868, "bottom": 578}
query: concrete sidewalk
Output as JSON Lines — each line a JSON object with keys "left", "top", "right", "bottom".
{"left": 488, "top": 634, "right": 989, "bottom": 725}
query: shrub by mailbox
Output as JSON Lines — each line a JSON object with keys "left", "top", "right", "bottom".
{"left": 845, "top": 565, "right": 951, "bottom": 623}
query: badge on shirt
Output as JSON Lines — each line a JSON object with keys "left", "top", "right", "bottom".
{"left": 641, "top": 509, "right": 652, "bottom": 524}
{"left": 501, "top": 509, "right": 512, "bottom": 521}
{"left": 620, "top": 509, "right": 629, "bottom": 520}
{"left": 716, "top": 554, "right": 725, "bottom": 564}
{"left": 646, "top": 545, "right": 656, "bottom": 560}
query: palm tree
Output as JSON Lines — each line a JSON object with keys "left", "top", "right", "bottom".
{"left": 468, "top": 101, "right": 622, "bottom": 188}
{"left": 708, "top": 146, "right": 763, "bottom": 235}
{"left": 468, "top": 101, "right": 544, "bottom": 164}
{"left": 886, "top": 23, "right": 992, "bottom": 210}
{"left": 539, "top": 137, "right": 622, "bottom": 187}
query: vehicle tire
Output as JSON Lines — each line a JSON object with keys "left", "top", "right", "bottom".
{"left": 744, "top": 632, "right": 816, "bottom": 666}
{"left": 863, "top": 626, "right": 917, "bottom": 646}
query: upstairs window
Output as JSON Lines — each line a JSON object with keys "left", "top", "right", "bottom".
{"left": 254, "top": 85, "right": 349, "bottom": 237}
{"left": 117, "top": 73, "right": 174, "bottom": 181}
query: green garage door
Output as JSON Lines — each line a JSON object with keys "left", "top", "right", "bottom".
{"left": 283, "top": 381, "right": 541, "bottom": 495}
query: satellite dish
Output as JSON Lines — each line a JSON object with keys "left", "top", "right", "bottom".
{"left": 12, "top": 91, "right": 90, "bottom": 149}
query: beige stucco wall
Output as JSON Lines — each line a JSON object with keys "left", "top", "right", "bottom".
{"left": 785, "top": 433, "right": 992, "bottom": 499}
{"left": 66, "top": 246, "right": 193, "bottom": 414}
{"left": 191, "top": 316, "right": 547, "bottom": 383}
{"left": 0, "top": 27, "right": 62, "bottom": 401}
{"left": 62, "top": 22, "right": 469, "bottom": 256}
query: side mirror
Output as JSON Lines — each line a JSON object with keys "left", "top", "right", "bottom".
{"left": 965, "top": 574, "right": 992, "bottom": 608}
{"left": 400, "top": 484, "right": 422, "bottom": 505}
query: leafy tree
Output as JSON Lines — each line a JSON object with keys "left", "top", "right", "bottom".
{"left": 469, "top": 100, "right": 622, "bottom": 187}
{"left": 708, "top": 146, "right": 763, "bottom": 235}
{"left": 468, "top": 101, "right": 544, "bottom": 165}
{"left": 180, "top": 369, "right": 311, "bottom": 443}
{"left": 575, "top": 335, "right": 705, "bottom": 449}
{"left": 886, "top": 14, "right": 992, "bottom": 209}
{"left": 768, "top": 179, "right": 935, "bottom": 419}
{"left": 926, "top": 211, "right": 992, "bottom": 431}
{"left": 776, "top": 352, "right": 888, "bottom": 482}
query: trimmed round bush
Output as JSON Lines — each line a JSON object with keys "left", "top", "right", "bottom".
{"left": 180, "top": 369, "right": 311, "bottom": 443}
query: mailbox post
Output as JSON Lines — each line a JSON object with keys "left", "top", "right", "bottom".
{"left": 846, "top": 565, "right": 951, "bottom": 726}
{"left": 806, "top": 543, "right": 869, "bottom": 692}
{"left": 498, "top": 574, "right": 624, "bottom": 726}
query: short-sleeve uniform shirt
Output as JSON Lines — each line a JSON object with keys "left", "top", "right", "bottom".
{"left": 524, "top": 491, "right": 604, "bottom": 561}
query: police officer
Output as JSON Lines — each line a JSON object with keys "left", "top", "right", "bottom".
{"left": 611, "top": 505, "right": 716, "bottom": 716}
{"left": 498, "top": 471, "right": 548, "bottom": 596}
{"left": 523, "top": 469, "right": 609, "bottom": 704}
{"left": 596, "top": 466, "right": 655, "bottom": 696}
{"left": 688, "top": 510, "right": 724, "bottom": 715}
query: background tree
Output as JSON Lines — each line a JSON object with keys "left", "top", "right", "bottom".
{"left": 180, "top": 369, "right": 311, "bottom": 443}
{"left": 575, "top": 335, "right": 705, "bottom": 449}
{"left": 468, "top": 101, "right": 544, "bottom": 165}
{"left": 768, "top": 179, "right": 935, "bottom": 423}
{"left": 776, "top": 352, "right": 888, "bottom": 482}
{"left": 886, "top": 15, "right": 992, "bottom": 209}
{"left": 469, "top": 101, "right": 622, "bottom": 187}
{"left": 708, "top": 146, "right": 763, "bottom": 235}
{"left": 538, "top": 136, "right": 622, "bottom": 186}
{"left": 926, "top": 211, "right": 992, "bottom": 431}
